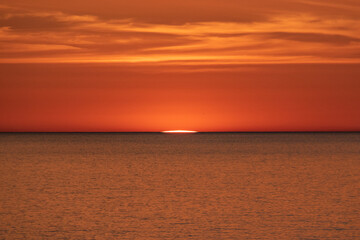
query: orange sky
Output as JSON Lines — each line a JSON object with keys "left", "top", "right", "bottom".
{"left": 0, "top": 0, "right": 360, "bottom": 131}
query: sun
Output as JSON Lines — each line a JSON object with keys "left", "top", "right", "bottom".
{"left": 162, "top": 130, "right": 198, "bottom": 134}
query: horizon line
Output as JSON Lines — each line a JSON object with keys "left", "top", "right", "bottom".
{"left": 1, "top": 131, "right": 359, "bottom": 134}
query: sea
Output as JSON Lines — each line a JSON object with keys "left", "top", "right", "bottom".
{"left": 0, "top": 133, "right": 359, "bottom": 239}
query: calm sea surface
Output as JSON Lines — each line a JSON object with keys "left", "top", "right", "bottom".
{"left": 0, "top": 133, "right": 359, "bottom": 239}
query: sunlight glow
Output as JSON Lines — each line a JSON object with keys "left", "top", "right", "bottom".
{"left": 162, "top": 130, "right": 198, "bottom": 134}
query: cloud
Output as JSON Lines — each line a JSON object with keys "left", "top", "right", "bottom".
{"left": 0, "top": 2, "right": 359, "bottom": 64}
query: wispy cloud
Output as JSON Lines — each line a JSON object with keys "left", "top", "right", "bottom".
{"left": 0, "top": 2, "right": 359, "bottom": 64}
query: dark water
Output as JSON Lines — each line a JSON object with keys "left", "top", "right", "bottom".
{"left": 0, "top": 133, "right": 359, "bottom": 239}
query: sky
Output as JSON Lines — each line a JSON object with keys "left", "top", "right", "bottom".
{"left": 0, "top": 0, "right": 360, "bottom": 131}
